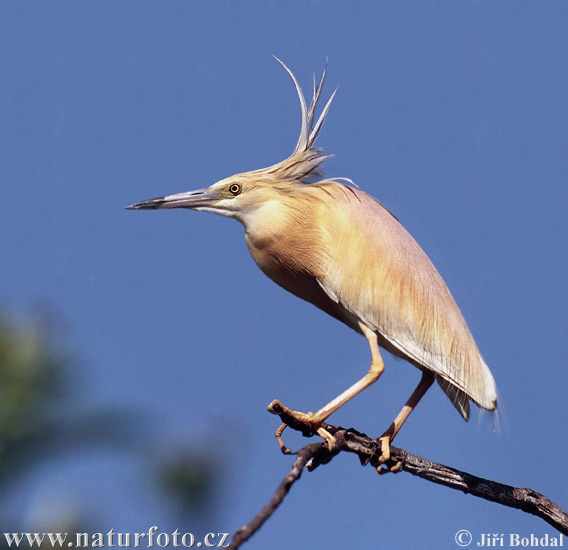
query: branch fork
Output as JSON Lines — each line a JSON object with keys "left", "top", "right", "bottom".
{"left": 226, "top": 404, "right": 568, "bottom": 549}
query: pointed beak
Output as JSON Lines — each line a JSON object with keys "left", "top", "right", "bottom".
{"left": 125, "top": 188, "right": 221, "bottom": 210}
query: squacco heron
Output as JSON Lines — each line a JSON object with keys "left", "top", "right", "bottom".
{"left": 127, "top": 59, "right": 498, "bottom": 463}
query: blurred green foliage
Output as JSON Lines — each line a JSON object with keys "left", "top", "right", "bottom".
{"left": 158, "top": 448, "right": 218, "bottom": 517}
{"left": 0, "top": 316, "right": 65, "bottom": 488}
{"left": 0, "top": 311, "right": 219, "bottom": 541}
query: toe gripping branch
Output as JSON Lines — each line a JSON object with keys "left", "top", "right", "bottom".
{"left": 267, "top": 399, "right": 404, "bottom": 473}
{"left": 265, "top": 401, "right": 568, "bottom": 534}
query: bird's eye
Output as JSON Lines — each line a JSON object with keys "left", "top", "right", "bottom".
{"left": 229, "top": 183, "right": 241, "bottom": 196}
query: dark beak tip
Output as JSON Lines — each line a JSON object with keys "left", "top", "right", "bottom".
{"left": 124, "top": 198, "right": 165, "bottom": 210}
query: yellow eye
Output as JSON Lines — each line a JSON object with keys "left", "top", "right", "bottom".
{"left": 229, "top": 183, "right": 241, "bottom": 195}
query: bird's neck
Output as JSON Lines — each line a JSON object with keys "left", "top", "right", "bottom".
{"left": 243, "top": 189, "right": 326, "bottom": 281}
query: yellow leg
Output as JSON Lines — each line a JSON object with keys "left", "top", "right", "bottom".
{"left": 272, "top": 323, "right": 384, "bottom": 451}
{"left": 313, "top": 324, "right": 384, "bottom": 421}
{"left": 377, "top": 369, "right": 435, "bottom": 466}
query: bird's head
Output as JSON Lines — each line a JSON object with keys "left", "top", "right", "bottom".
{"left": 125, "top": 171, "right": 284, "bottom": 226}
{"left": 126, "top": 58, "right": 338, "bottom": 225}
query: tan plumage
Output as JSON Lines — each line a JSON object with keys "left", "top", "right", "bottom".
{"left": 127, "top": 58, "right": 497, "bottom": 461}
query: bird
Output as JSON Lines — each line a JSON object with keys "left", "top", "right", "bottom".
{"left": 126, "top": 58, "right": 498, "bottom": 465}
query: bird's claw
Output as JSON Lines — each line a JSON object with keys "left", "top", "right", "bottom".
{"left": 269, "top": 399, "right": 337, "bottom": 453}
{"left": 378, "top": 434, "right": 391, "bottom": 462}
{"left": 317, "top": 426, "right": 337, "bottom": 452}
{"left": 377, "top": 459, "right": 404, "bottom": 475}
{"left": 375, "top": 434, "right": 403, "bottom": 474}
{"left": 275, "top": 422, "right": 292, "bottom": 454}
{"left": 270, "top": 400, "right": 318, "bottom": 423}
{"left": 268, "top": 399, "right": 320, "bottom": 430}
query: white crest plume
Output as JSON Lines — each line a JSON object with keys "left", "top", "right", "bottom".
{"left": 262, "top": 57, "right": 338, "bottom": 185}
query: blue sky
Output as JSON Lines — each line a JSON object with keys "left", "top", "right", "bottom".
{"left": 2, "top": 2, "right": 567, "bottom": 548}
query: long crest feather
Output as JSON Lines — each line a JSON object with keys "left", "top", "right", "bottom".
{"left": 273, "top": 56, "right": 337, "bottom": 156}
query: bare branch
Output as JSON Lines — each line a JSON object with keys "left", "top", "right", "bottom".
{"left": 226, "top": 406, "right": 568, "bottom": 548}
{"left": 227, "top": 442, "right": 326, "bottom": 549}
{"left": 328, "top": 426, "right": 568, "bottom": 536}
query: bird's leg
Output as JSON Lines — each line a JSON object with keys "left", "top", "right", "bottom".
{"left": 377, "top": 369, "right": 435, "bottom": 470}
{"left": 271, "top": 324, "right": 384, "bottom": 452}
{"left": 312, "top": 324, "right": 384, "bottom": 422}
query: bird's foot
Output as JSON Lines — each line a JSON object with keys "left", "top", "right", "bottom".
{"left": 375, "top": 434, "right": 403, "bottom": 474}
{"left": 268, "top": 399, "right": 336, "bottom": 454}
{"left": 378, "top": 434, "right": 391, "bottom": 462}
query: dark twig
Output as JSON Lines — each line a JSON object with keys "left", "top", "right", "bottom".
{"left": 326, "top": 427, "right": 568, "bottom": 536}
{"left": 227, "top": 442, "right": 327, "bottom": 550}
{"left": 227, "top": 408, "right": 567, "bottom": 548}
{"left": 273, "top": 404, "right": 568, "bottom": 534}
